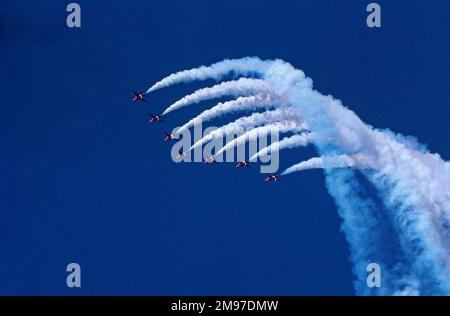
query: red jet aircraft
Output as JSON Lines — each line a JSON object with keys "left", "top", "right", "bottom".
{"left": 203, "top": 156, "right": 217, "bottom": 164}
{"left": 163, "top": 131, "right": 178, "bottom": 141}
{"left": 132, "top": 90, "right": 147, "bottom": 103}
{"left": 264, "top": 174, "right": 279, "bottom": 182}
{"left": 148, "top": 114, "right": 164, "bottom": 123}
{"left": 176, "top": 149, "right": 188, "bottom": 159}
{"left": 236, "top": 160, "right": 251, "bottom": 168}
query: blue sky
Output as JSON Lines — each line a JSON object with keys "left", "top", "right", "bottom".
{"left": 0, "top": 1, "right": 448, "bottom": 295}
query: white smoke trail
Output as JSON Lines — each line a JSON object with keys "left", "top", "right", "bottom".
{"left": 190, "top": 108, "right": 298, "bottom": 150}
{"left": 250, "top": 133, "right": 314, "bottom": 161}
{"left": 162, "top": 78, "right": 273, "bottom": 115}
{"left": 365, "top": 130, "right": 450, "bottom": 293}
{"left": 147, "top": 57, "right": 450, "bottom": 295}
{"left": 177, "top": 94, "right": 284, "bottom": 134}
{"left": 149, "top": 57, "right": 312, "bottom": 96}
{"left": 147, "top": 57, "right": 273, "bottom": 93}
{"left": 215, "top": 121, "right": 307, "bottom": 157}
{"left": 281, "top": 154, "right": 371, "bottom": 175}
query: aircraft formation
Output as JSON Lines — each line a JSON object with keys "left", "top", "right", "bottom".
{"left": 132, "top": 90, "right": 278, "bottom": 182}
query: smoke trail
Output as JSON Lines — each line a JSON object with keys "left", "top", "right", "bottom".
{"left": 363, "top": 131, "right": 450, "bottom": 294}
{"left": 147, "top": 57, "right": 450, "bottom": 295}
{"left": 250, "top": 133, "right": 313, "bottom": 161}
{"left": 190, "top": 108, "right": 297, "bottom": 150}
{"left": 162, "top": 78, "right": 274, "bottom": 115}
{"left": 281, "top": 154, "right": 371, "bottom": 175}
{"left": 148, "top": 57, "right": 312, "bottom": 93}
{"left": 147, "top": 57, "right": 273, "bottom": 93}
{"left": 177, "top": 94, "right": 284, "bottom": 134}
{"left": 215, "top": 121, "right": 307, "bottom": 157}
